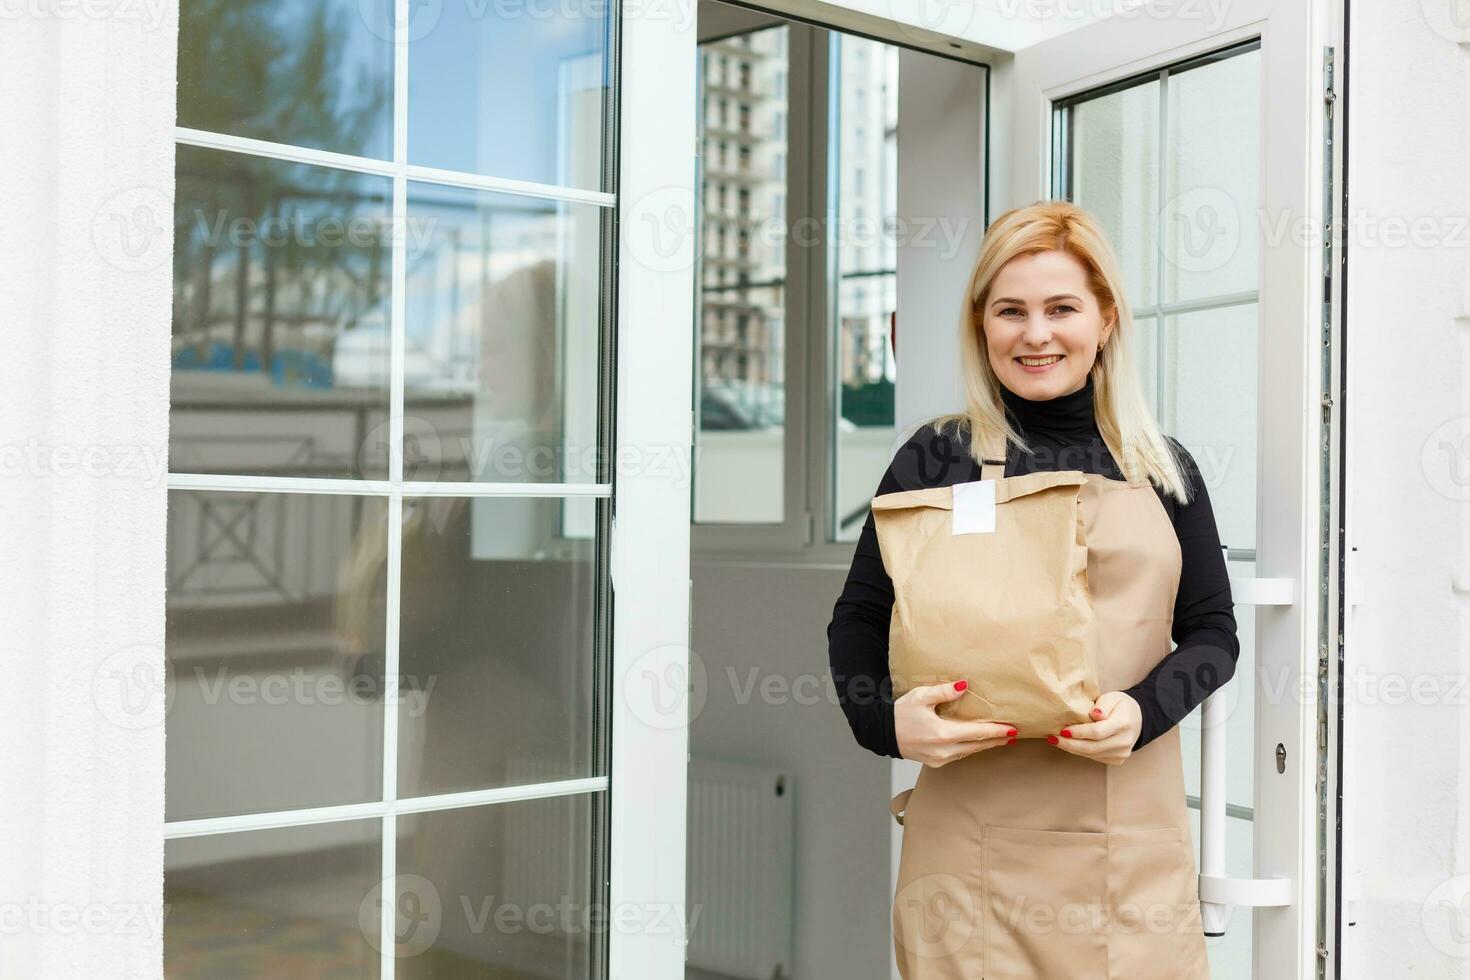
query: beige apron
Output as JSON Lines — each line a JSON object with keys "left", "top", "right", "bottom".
{"left": 888, "top": 430, "right": 1210, "bottom": 979}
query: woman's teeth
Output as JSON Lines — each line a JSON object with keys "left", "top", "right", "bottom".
{"left": 1018, "top": 355, "right": 1062, "bottom": 366}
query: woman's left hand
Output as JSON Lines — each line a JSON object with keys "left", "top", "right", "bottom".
{"left": 1047, "top": 691, "right": 1141, "bottom": 765}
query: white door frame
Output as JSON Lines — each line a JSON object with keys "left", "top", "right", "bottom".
{"left": 607, "top": 1, "right": 700, "bottom": 978}
{"left": 998, "top": 1, "right": 1343, "bottom": 975}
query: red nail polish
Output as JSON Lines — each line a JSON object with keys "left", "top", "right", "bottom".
{"left": 1061, "top": 728, "right": 1072, "bottom": 738}
{"left": 1006, "top": 728, "right": 1017, "bottom": 737}
{"left": 1006, "top": 737, "right": 1016, "bottom": 745}
{"left": 1047, "top": 735, "right": 1059, "bottom": 745}
{"left": 954, "top": 679, "right": 967, "bottom": 692}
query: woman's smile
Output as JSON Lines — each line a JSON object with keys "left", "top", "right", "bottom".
{"left": 1016, "top": 353, "right": 1065, "bottom": 373}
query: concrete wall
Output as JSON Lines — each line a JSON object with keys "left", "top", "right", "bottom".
{"left": 0, "top": 4, "right": 176, "bottom": 976}
{"left": 1340, "top": 2, "right": 1470, "bottom": 975}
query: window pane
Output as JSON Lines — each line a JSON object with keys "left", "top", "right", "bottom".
{"left": 178, "top": 0, "right": 394, "bottom": 160}
{"left": 165, "top": 491, "right": 387, "bottom": 821}
{"left": 395, "top": 795, "right": 595, "bottom": 974}
{"left": 165, "top": 819, "right": 381, "bottom": 975}
{"left": 403, "top": 183, "right": 602, "bottom": 485}
{"left": 407, "top": 2, "right": 608, "bottom": 190}
{"left": 1163, "top": 50, "right": 1261, "bottom": 304}
{"left": 832, "top": 35, "right": 898, "bottom": 543}
{"left": 1069, "top": 80, "right": 1161, "bottom": 310}
{"left": 1133, "top": 314, "right": 1160, "bottom": 410}
{"left": 397, "top": 496, "right": 598, "bottom": 798}
{"left": 1161, "top": 305, "right": 1258, "bottom": 553}
{"left": 171, "top": 145, "right": 392, "bottom": 480}
{"left": 694, "top": 26, "right": 789, "bottom": 524}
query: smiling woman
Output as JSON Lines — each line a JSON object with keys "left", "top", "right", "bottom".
{"left": 827, "top": 199, "right": 1239, "bottom": 978}
{"left": 984, "top": 250, "right": 1115, "bottom": 401}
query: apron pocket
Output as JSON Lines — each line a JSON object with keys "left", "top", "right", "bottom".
{"left": 981, "top": 824, "right": 1109, "bottom": 979}
{"left": 1106, "top": 826, "right": 1210, "bottom": 979}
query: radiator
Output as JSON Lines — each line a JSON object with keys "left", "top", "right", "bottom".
{"left": 686, "top": 757, "right": 795, "bottom": 980}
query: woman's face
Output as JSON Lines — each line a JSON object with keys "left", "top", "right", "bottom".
{"left": 981, "top": 249, "right": 1114, "bottom": 401}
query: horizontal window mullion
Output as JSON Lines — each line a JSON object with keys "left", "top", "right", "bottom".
{"left": 174, "top": 127, "right": 616, "bottom": 208}
{"left": 405, "top": 163, "right": 614, "bottom": 208}
{"left": 164, "top": 776, "right": 609, "bottom": 840}
{"left": 175, "top": 127, "right": 398, "bottom": 179}
{"left": 167, "top": 473, "right": 612, "bottom": 497}
{"left": 1137, "top": 289, "right": 1260, "bottom": 322}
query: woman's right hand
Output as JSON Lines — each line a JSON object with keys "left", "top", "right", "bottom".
{"left": 895, "top": 680, "right": 1016, "bottom": 766}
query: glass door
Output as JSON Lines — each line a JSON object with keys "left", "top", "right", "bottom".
{"left": 1005, "top": 1, "right": 1340, "bottom": 975}
{"left": 163, "top": 0, "right": 696, "bottom": 976}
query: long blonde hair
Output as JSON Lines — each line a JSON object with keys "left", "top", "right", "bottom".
{"left": 930, "top": 200, "right": 1191, "bottom": 503}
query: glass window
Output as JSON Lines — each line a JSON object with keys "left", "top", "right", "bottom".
{"left": 693, "top": 25, "right": 789, "bottom": 524}
{"left": 396, "top": 495, "right": 599, "bottom": 798}
{"left": 165, "top": 820, "right": 382, "bottom": 975}
{"left": 165, "top": 490, "right": 387, "bottom": 822}
{"left": 177, "top": 0, "right": 394, "bottom": 159}
{"left": 831, "top": 35, "right": 898, "bottom": 543}
{"left": 403, "top": 184, "right": 604, "bottom": 485}
{"left": 394, "top": 795, "right": 595, "bottom": 972}
{"left": 406, "top": 0, "right": 609, "bottom": 190}
{"left": 168, "top": 2, "right": 617, "bottom": 974}
{"left": 171, "top": 146, "right": 392, "bottom": 480}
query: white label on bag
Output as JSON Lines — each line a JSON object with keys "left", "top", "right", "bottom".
{"left": 951, "top": 480, "right": 996, "bottom": 535}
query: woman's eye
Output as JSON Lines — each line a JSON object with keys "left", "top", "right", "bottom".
{"left": 1051, "top": 304, "right": 1077, "bottom": 315}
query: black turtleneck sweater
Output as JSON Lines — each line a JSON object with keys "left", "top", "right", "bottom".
{"left": 826, "top": 375, "right": 1240, "bottom": 758}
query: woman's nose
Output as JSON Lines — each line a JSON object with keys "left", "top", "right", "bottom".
{"left": 1021, "top": 314, "right": 1052, "bottom": 343}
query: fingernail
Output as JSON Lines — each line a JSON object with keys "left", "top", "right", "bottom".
{"left": 1061, "top": 728, "right": 1072, "bottom": 738}
{"left": 1091, "top": 708, "right": 1103, "bottom": 718}
{"left": 954, "top": 679, "right": 968, "bottom": 692}
{"left": 1006, "top": 728, "right": 1017, "bottom": 737}
{"left": 1047, "top": 735, "right": 1059, "bottom": 745}
{"left": 1006, "top": 737, "right": 1016, "bottom": 745}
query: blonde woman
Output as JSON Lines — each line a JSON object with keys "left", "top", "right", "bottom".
{"left": 827, "top": 200, "right": 1238, "bottom": 978}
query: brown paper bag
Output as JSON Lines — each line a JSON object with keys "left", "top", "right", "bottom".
{"left": 871, "top": 470, "right": 1098, "bottom": 737}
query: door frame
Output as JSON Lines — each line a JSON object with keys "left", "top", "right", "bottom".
{"left": 996, "top": 1, "right": 1344, "bottom": 975}
{"left": 607, "top": 2, "right": 698, "bottom": 978}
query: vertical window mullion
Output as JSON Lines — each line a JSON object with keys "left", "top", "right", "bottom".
{"left": 1155, "top": 68, "right": 1170, "bottom": 425}
{"left": 382, "top": 0, "right": 411, "bottom": 974}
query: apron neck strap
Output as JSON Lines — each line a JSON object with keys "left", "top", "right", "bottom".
{"left": 980, "top": 427, "right": 1006, "bottom": 482}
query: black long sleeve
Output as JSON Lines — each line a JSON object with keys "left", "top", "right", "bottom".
{"left": 1120, "top": 441, "right": 1240, "bottom": 750}
{"left": 826, "top": 378, "right": 1240, "bottom": 758}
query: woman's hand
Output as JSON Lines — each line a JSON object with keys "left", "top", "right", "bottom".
{"left": 1047, "top": 691, "right": 1141, "bottom": 765}
{"left": 895, "top": 680, "right": 1016, "bottom": 767}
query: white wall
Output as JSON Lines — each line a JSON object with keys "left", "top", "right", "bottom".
{"left": 689, "top": 560, "right": 893, "bottom": 980}
{"left": 0, "top": 5, "right": 176, "bottom": 977}
{"left": 1342, "top": 3, "right": 1470, "bottom": 976}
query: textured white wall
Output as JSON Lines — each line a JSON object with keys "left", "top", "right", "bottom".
{"left": 0, "top": 5, "right": 175, "bottom": 977}
{"left": 1343, "top": 2, "right": 1470, "bottom": 976}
